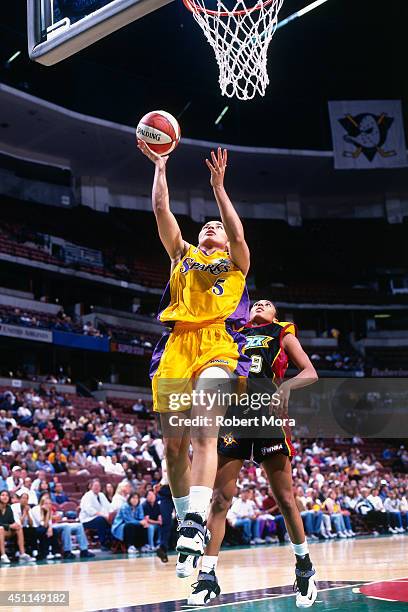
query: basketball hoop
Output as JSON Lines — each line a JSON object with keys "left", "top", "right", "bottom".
{"left": 183, "top": 0, "right": 284, "bottom": 100}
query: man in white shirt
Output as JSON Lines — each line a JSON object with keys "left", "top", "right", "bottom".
{"left": 31, "top": 470, "right": 47, "bottom": 494}
{"left": 17, "top": 483, "right": 38, "bottom": 506}
{"left": 79, "top": 479, "right": 112, "bottom": 549}
{"left": 132, "top": 399, "right": 145, "bottom": 413}
{"left": 33, "top": 404, "right": 50, "bottom": 424}
{"left": 227, "top": 489, "right": 264, "bottom": 545}
{"left": 17, "top": 405, "right": 32, "bottom": 422}
{"left": 367, "top": 488, "right": 385, "bottom": 511}
{"left": 121, "top": 435, "right": 138, "bottom": 453}
{"left": 103, "top": 456, "right": 125, "bottom": 476}
{"left": 10, "top": 433, "right": 29, "bottom": 454}
{"left": 5, "top": 412, "right": 17, "bottom": 429}
{"left": 358, "top": 456, "right": 377, "bottom": 475}
{"left": 383, "top": 490, "right": 405, "bottom": 533}
{"left": 6, "top": 466, "right": 24, "bottom": 493}
{"left": 357, "top": 488, "right": 389, "bottom": 534}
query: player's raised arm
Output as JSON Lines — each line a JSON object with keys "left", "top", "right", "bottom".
{"left": 205, "top": 147, "right": 250, "bottom": 276}
{"left": 137, "top": 139, "right": 189, "bottom": 266}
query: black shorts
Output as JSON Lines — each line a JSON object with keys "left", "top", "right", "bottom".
{"left": 217, "top": 434, "right": 294, "bottom": 464}
{"left": 217, "top": 399, "right": 295, "bottom": 464}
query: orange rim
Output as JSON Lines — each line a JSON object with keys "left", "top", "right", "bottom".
{"left": 183, "top": 0, "right": 276, "bottom": 17}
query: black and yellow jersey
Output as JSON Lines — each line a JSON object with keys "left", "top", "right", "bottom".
{"left": 243, "top": 320, "right": 297, "bottom": 386}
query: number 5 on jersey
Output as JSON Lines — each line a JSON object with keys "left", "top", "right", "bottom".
{"left": 212, "top": 278, "right": 226, "bottom": 296}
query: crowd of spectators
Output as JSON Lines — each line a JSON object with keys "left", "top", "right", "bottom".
{"left": 0, "top": 221, "right": 167, "bottom": 288}
{"left": 0, "top": 305, "right": 158, "bottom": 350}
{"left": 0, "top": 386, "right": 406, "bottom": 565}
{"left": 2, "top": 303, "right": 368, "bottom": 373}
{"left": 0, "top": 306, "right": 81, "bottom": 335}
{"left": 310, "top": 350, "right": 365, "bottom": 375}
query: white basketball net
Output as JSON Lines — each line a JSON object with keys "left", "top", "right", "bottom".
{"left": 185, "top": 0, "right": 284, "bottom": 100}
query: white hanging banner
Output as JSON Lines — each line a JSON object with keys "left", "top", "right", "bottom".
{"left": 328, "top": 100, "right": 408, "bottom": 169}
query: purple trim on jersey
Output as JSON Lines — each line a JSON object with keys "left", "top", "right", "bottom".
{"left": 149, "top": 332, "right": 170, "bottom": 380}
{"left": 156, "top": 281, "right": 171, "bottom": 324}
{"left": 226, "top": 327, "right": 251, "bottom": 377}
{"left": 226, "top": 284, "right": 250, "bottom": 330}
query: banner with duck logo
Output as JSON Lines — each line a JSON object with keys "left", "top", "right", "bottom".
{"left": 328, "top": 100, "right": 407, "bottom": 169}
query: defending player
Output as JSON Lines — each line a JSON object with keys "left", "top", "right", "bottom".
{"left": 138, "top": 141, "right": 251, "bottom": 576}
{"left": 188, "top": 300, "right": 319, "bottom": 608}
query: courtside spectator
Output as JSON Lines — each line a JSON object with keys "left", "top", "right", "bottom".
{"left": 142, "top": 490, "right": 162, "bottom": 551}
{"left": 111, "top": 482, "right": 131, "bottom": 511}
{"left": 111, "top": 492, "right": 148, "bottom": 554}
{"left": 103, "top": 483, "right": 115, "bottom": 504}
{"left": 227, "top": 489, "right": 265, "bottom": 545}
{"left": 11, "top": 491, "right": 37, "bottom": 555}
{"left": 0, "top": 490, "right": 32, "bottom": 563}
{"left": 295, "top": 485, "right": 322, "bottom": 539}
{"left": 383, "top": 490, "right": 405, "bottom": 533}
{"left": 156, "top": 460, "right": 174, "bottom": 563}
{"left": 30, "top": 496, "right": 60, "bottom": 560}
{"left": 322, "top": 491, "right": 353, "bottom": 538}
{"left": 79, "top": 479, "right": 112, "bottom": 550}
{"left": 355, "top": 488, "right": 388, "bottom": 534}
{"left": 38, "top": 494, "right": 94, "bottom": 560}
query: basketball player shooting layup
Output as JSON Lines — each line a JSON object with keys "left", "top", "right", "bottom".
{"left": 137, "top": 140, "right": 251, "bottom": 577}
{"left": 188, "top": 300, "right": 319, "bottom": 608}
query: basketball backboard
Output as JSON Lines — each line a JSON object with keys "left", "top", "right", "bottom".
{"left": 27, "top": 0, "right": 174, "bottom": 66}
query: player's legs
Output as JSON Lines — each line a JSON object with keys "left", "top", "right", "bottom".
{"left": 262, "top": 453, "right": 317, "bottom": 608}
{"left": 162, "top": 425, "right": 191, "bottom": 499}
{"left": 206, "top": 455, "right": 244, "bottom": 557}
{"left": 177, "top": 366, "right": 231, "bottom": 558}
{"left": 262, "top": 454, "right": 305, "bottom": 543}
{"left": 161, "top": 424, "right": 197, "bottom": 577}
{"left": 188, "top": 454, "right": 243, "bottom": 605}
{"left": 154, "top": 328, "right": 195, "bottom": 551}
{"left": 190, "top": 366, "right": 231, "bottom": 487}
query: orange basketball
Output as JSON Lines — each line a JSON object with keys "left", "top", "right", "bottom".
{"left": 136, "top": 110, "right": 181, "bottom": 156}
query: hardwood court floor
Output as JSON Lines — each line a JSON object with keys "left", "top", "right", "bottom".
{"left": 1, "top": 535, "right": 407, "bottom": 612}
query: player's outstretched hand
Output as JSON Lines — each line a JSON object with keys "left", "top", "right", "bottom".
{"left": 137, "top": 139, "right": 168, "bottom": 170}
{"left": 206, "top": 147, "right": 227, "bottom": 188}
{"left": 270, "top": 382, "right": 290, "bottom": 418}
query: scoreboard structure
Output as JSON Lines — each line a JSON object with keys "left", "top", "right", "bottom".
{"left": 27, "top": 0, "right": 173, "bottom": 66}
